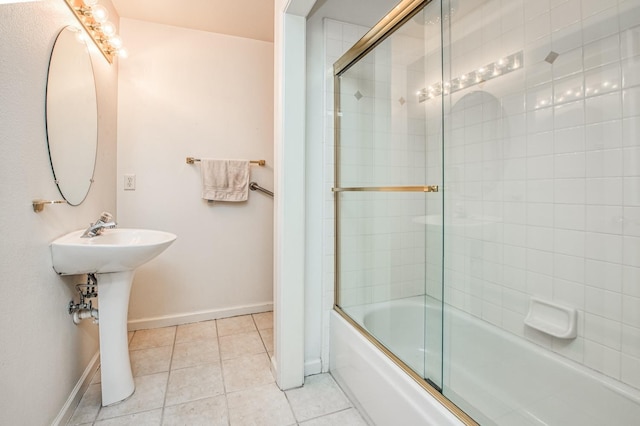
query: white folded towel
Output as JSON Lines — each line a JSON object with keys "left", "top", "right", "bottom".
{"left": 200, "top": 159, "right": 250, "bottom": 202}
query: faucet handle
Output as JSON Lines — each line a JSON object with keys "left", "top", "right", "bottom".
{"left": 99, "top": 212, "right": 113, "bottom": 222}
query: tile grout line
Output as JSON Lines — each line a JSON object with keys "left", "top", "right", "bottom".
{"left": 252, "top": 313, "right": 271, "bottom": 355}
{"left": 282, "top": 385, "right": 301, "bottom": 425}
{"left": 213, "top": 320, "right": 233, "bottom": 426}
{"left": 159, "top": 326, "right": 178, "bottom": 425}
{"left": 88, "top": 332, "right": 117, "bottom": 425}
{"left": 89, "top": 330, "right": 137, "bottom": 425}
{"left": 89, "top": 368, "right": 102, "bottom": 426}
{"left": 260, "top": 312, "right": 300, "bottom": 426}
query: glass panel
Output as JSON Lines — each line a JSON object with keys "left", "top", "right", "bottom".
{"left": 337, "top": 191, "right": 429, "bottom": 377}
{"left": 441, "top": 0, "right": 640, "bottom": 424}
{"left": 335, "top": 2, "right": 444, "bottom": 387}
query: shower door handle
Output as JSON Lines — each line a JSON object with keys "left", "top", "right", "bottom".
{"left": 332, "top": 185, "right": 439, "bottom": 192}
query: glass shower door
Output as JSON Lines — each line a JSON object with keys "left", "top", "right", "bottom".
{"left": 333, "top": 0, "right": 445, "bottom": 391}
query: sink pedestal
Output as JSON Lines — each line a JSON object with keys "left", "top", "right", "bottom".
{"left": 97, "top": 271, "right": 135, "bottom": 406}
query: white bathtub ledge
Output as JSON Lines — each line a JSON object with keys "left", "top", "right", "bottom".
{"left": 330, "top": 311, "right": 465, "bottom": 426}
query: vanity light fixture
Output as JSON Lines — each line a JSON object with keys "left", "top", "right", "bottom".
{"left": 63, "top": 0, "right": 126, "bottom": 64}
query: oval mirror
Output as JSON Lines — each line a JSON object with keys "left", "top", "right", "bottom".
{"left": 46, "top": 26, "right": 98, "bottom": 206}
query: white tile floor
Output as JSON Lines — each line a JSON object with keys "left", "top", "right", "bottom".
{"left": 68, "top": 312, "right": 368, "bottom": 426}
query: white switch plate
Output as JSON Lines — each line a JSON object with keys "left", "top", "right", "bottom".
{"left": 124, "top": 174, "right": 136, "bottom": 190}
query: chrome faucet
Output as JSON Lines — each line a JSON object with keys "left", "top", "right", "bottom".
{"left": 81, "top": 212, "right": 117, "bottom": 238}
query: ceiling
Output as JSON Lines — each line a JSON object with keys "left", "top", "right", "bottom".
{"left": 111, "top": 0, "right": 275, "bottom": 42}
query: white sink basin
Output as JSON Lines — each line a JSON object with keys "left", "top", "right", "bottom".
{"left": 51, "top": 228, "right": 176, "bottom": 275}
{"left": 50, "top": 227, "right": 176, "bottom": 406}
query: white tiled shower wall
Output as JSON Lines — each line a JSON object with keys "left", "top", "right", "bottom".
{"left": 440, "top": 0, "right": 640, "bottom": 389}
{"left": 334, "top": 29, "right": 433, "bottom": 309}
{"left": 323, "top": 0, "right": 640, "bottom": 392}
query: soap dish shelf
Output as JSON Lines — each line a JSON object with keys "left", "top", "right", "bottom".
{"left": 524, "top": 298, "right": 577, "bottom": 339}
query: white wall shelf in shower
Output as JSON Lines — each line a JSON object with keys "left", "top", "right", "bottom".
{"left": 524, "top": 298, "right": 577, "bottom": 339}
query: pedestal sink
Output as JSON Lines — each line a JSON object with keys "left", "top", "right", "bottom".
{"left": 50, "top": 228, "right": 176, "bottom": 406}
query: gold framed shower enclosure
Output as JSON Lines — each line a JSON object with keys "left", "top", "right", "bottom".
{"left": 331, "top": 0, "right": 476, "bottom": 424}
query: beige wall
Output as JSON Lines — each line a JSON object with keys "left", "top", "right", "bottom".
{"left": 0, "top": 1, "right": 118, "bottom": 424}
{"left": 117, "top": 18, "right": 274, "bottom": 325}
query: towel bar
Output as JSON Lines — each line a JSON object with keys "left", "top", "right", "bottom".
{"left": 186, "top": 157, "right": 266, "bottom": 166}
{"left": 32, "top": 199, "right": 67, "bottom": 212}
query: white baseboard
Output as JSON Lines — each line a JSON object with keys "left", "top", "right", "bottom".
{"left": 127, "top": 302, "right": 274, "bottom": 331}
{"left": 52, "top": 351, "right": 100, "bottom": 426}
{"left": 304, "top": 358, "right": 323, "bottom": 376}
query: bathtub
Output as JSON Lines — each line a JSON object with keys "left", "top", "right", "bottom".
{"left": 330, "top": 297, "right": 640, "bottom": 425}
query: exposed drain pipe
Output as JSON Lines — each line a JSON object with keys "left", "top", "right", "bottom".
{"left": 69, "top": 273, "right": 99, "bottom": 325}
{"left": 72, "top": 308, "right": 99, "bottom": 325}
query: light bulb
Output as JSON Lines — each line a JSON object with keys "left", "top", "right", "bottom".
{"left": 102, "top": 21, "right": 116, "bottom": 36}
{"left": 92, "top": 4, "right": 109, "bottom": 23}
{"left": 117, "top": 48, "right": 129, "bottom": 59}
